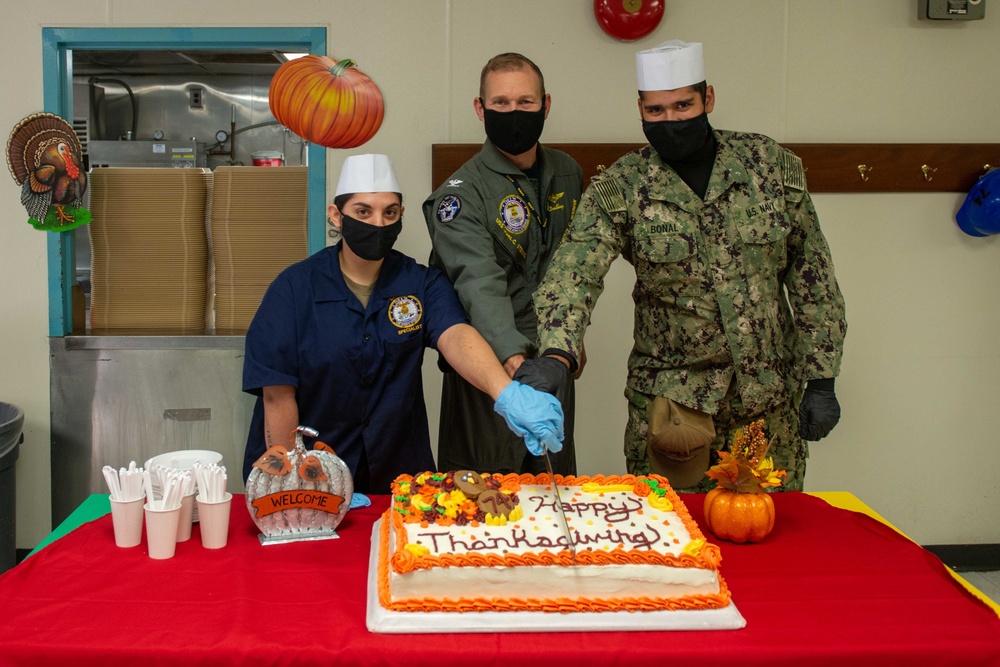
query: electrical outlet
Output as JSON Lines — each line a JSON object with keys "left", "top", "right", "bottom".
{"left": 189, "top": 87, "right": 204, "bottom": 109}
{"left": 919, "top": 0, "right": 985, "bottom": 20}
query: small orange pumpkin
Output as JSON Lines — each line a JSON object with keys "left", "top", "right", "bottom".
{"left": 269, "top": 55, "right": 384, "bottom": 149}
{"left": 703, "top": 487, "right": 775, "bottom": 544}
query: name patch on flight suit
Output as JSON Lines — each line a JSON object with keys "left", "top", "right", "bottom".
{"left": 388, "top": 295, "right": 423, "bottom": 335}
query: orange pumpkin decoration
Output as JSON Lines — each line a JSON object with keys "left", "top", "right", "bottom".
{"left": 269, "top": 55, "right": 384, "bottom": 149}
{"left": 703, "top": 487, "right": 775, "bottom": 544}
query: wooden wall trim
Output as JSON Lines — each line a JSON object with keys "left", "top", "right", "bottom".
{"left": 432, "top": 143, "right": 1000, "bottom": 194}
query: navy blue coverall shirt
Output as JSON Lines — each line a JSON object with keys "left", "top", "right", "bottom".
{"left": 242, "top": 243, "right": 467, "bottom": 493}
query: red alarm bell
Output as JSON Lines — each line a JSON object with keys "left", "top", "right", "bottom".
{"left": 594, "top": 0, "right": 665, "bottom": 41}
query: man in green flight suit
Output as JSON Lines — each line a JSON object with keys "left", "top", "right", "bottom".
{"left": 423, "top": 53, "right": 583, "bottom": 475}
{"left": 521, "top": 40, "right": 847, "bottom": 492}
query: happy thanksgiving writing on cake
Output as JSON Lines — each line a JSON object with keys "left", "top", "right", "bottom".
{"left": 415, "top": 493, "right": 667, "bottom": 552}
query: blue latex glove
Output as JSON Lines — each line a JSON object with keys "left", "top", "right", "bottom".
{"left": 349, "top": 493, "right": 371, "bottom": 509}
{"left": 493, "top": 381, "right": 564, "bottom": 456}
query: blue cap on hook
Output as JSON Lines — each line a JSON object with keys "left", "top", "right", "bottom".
{"left": 956, "top": 169, "right": 1000, "bottom": 237}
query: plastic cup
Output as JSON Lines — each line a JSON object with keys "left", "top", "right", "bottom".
{"left": 176, "top": 492, "right": 196, "bottom": 542}
{"left": 109, "top": 497, "right": 145, "bottom": 548}
{"left": 144, "top": 503, "right": 182, "bottom": 559}
{"left": 197, "top": 492, "right": 232, "bottom": 549}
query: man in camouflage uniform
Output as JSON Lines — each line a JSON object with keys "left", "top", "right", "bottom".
{"left": 423, "top": 53, "right": 583, "bottom": 475}
{"left": 523, "top": 40, "right": 846, "bottom": 492}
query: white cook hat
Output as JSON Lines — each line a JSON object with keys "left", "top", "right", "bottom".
{"left": 335, "top": 154, "right": 401, "bottom": 196}
{"left": 636, "top": 40, "right": 705, "bottom": 92}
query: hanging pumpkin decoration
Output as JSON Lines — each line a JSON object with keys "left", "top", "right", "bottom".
{"left": 269, "top": 55, "right": 384, "bottom": 149}
{"left": 246, "top": 426, "right": 354, "bottom": 544}
{"left": 702, "top": 419, "right": 785, "bottom": 544}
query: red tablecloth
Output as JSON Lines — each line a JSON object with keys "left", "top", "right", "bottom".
{"left": 0, "top": 493, "right": 998, "bottom": 667}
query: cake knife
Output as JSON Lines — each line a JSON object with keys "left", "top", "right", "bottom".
{"left": 541, "top": 445, "right": 577, "bottom": 561}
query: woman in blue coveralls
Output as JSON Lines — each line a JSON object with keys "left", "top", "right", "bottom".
{"left": 242, "top": 154, "right": 563, "bottom": 493}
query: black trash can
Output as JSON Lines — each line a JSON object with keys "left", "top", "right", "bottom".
{"left": 0, "top": 402, "right": 24, "bottom": 575}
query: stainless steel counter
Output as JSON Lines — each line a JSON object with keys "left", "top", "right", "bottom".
{"left": 50, "top": 334, "right": 254, "bottom": 525}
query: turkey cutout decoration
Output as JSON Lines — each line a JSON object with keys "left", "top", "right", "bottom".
{"left": 246, "top": 426, "right": 354, "bottom": 545}
{"left": 6, "top": 112, "right": 91, "bottom": 232}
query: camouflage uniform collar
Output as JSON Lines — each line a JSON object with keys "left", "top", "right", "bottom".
{"left": 645, "top": 130, "right": 752, "bottom": 211}
{"left": 703, "top": 131, "right": 750, "bottom": 203}
{"left": 645, "top": 144, "right": 703, "bottom": 213}
{"left": 479, "top": 139, "right": 543, "bottom": 177}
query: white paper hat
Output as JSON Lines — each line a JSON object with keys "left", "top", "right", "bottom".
{"left": 636, "top": 40, "right": 705, "bottom": 92}
{"left": 335, "top": 154, "right": 401, "bottom": 196}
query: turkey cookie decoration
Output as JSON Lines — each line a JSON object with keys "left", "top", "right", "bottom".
{"left": 246, "top": 426, "right": 354, "bottom": 545}
{"left": 6, "top": 112, "right": 91, "bottom": 231}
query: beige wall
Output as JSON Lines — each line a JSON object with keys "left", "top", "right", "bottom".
{"left": 2, "top": 0, "right": 998, "bottom": 548}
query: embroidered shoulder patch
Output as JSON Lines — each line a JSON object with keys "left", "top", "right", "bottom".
{"left": 437, "top": 195, "right": 462, "bottom": 223}
{"left": 591, "top": 178, "right": 626, "bottom": 214}
{"left": 781, "top": 150, "right": 807, "bottom": 191}
{"left": 388, "top": 295, "right": 423, "bottom": 330}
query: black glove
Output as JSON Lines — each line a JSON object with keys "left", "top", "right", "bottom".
{"left": 798, "top": 378, "right": 841, "bottom": 441}
{"left": 513, "top": 356, "right": 570, "bottom": 399}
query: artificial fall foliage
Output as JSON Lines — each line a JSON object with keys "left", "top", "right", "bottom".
{"left": 706, "top": 419, "right": 786, "bottom": 494}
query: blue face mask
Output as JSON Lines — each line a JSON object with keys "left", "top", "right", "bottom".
{"left": 340, "top": 214, "right": 401, "bottom": 261}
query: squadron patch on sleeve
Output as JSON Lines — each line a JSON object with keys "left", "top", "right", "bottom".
{"left": 437, "top": 195, "right": 462, "bottom": 223}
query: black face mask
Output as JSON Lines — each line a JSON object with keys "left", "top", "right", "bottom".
{"left": 642, "top": 112, "right": 710, "bottom": 163}
{"left": 481, "top": 103, "right": 546, "bottom": 156}
{"left": 340, "top": 214, "right": 401, "bottom": 261}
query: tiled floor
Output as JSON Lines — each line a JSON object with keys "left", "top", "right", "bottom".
{"left": 961, "top": 570, "right": 1000, "bottom": 606}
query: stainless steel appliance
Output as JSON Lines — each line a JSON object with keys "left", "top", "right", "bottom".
{"left": 88, "top": 140, "right": 207, "bottom": 169}
{"left": 50, "top": 335, "right": 253, "bottom": 526}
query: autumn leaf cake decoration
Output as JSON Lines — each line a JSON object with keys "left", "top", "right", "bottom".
{"left": 703, "top": 419, "right": 786, "bottom": 544}
{"left": 6, "top": 112, "right": 91, "bottom": 231}
{"left": 245, "top": 426, "right": 354, "bottom": 545}
{"left": 392, "top": 471, "right": 524, "bottom": 528}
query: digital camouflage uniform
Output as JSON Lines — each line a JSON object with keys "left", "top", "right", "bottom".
{"left": 423, "top": 140, "right": 583, "bottom": 474}
{"left": 535, "top": 130, "right": 846, "bottom": 491}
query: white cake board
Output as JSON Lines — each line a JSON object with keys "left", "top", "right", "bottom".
{"left": 365, "top": 519, "right": 746, "bottom": 634}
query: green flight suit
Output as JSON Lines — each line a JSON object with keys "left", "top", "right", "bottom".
{"left": 423, "top": 140, "right": 583, "bottom": 474}
{"left": 535, "top": 130, "right": 847, "bottom": 490}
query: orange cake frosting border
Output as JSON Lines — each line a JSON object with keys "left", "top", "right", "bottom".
{"left": 377, "top": 473, "right": 732, "bottom": 613}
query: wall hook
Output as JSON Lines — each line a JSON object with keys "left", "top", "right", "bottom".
{"left": 858, "top": 164, "right": 872, "bottom": 182}
{"left": 921, "top": 164, "right": 937, "bottom": 182}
